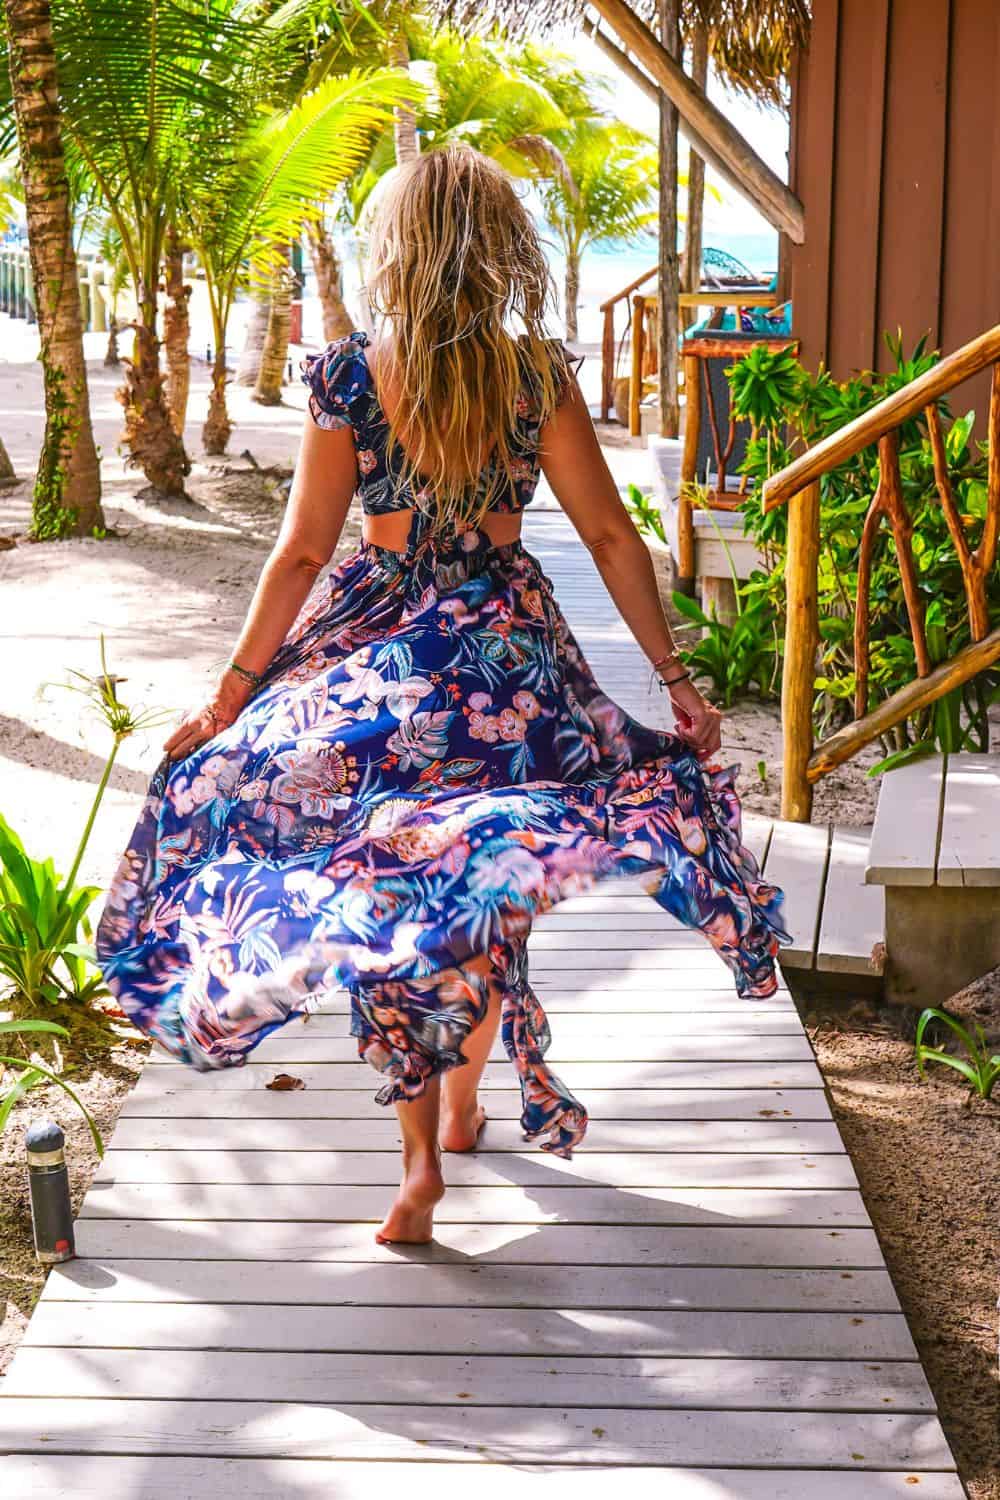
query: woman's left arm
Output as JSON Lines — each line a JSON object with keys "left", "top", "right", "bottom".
{"left": 163, "top": 418, "right": 357, "bottom": 761}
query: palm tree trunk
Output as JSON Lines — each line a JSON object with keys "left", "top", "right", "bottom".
{"left": 163, "top": 225, "right": 191, "bottom": 437}
{"left": 253, "top": 243, "right": 293, "bottom": 406}
{"left": 307, "top": 220, "right": 353, "bottom": 341}
{"left": 236, "top": 260, "right": 271, "bottom": 387}
{"left": 389, "top": 31, "right": 418, "bottom": 165}
{"left": 116, "top": 284, "right": 191, "bottom": 495}
{"left": 0, "top": 436, "right": 16, "bottom": 485}
{"left": 104, "top": 315, "right": 120, "bottom": 366}
{"left": 657, "top": 0, "right": 681, "bottom": 439}
{"left": 4, "top": 0, "right": 103, "bottom": 539}
{"left": 681, "top": 22, "right": 709, "bottom": 329}
{"left": 203, "top": 349, "right": 232, "bottom": 454}
{"left": 564, "top": 245, "right": 581, "bottom": 344}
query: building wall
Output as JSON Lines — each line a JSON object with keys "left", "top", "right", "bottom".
{"left": 789, "top": 0, "right": 1000, "bottom": 412}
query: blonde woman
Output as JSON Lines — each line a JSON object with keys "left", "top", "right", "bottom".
{"left": 97, "top": 146, "right": 788, "bottom": 1245}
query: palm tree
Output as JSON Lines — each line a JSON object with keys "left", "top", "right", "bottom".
{"left": 3, "top": 0, "right": 103, "bottom": 538}
{"left": 539, "top": 117, "right": 658, "bottom": 342}
{"left": 185, "top": 67, "right": 415, "bottom": 448}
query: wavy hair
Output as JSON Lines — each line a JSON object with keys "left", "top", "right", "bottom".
{"left": 365, "top": 144, "right": 571, "bottom": 530}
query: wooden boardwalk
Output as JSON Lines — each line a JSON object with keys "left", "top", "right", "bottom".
{"left": 0, "top": 510, "right": 961, "bottom": 1497}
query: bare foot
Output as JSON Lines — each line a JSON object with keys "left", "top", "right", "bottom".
{"left": 439, "top": 1101, "right": 487, "bottom": 1153}
{"left": 375, "top": 1154, "right": 445, "bottom": 1245}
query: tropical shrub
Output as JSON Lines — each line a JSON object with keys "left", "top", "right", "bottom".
{"left": 1, "top": 639, "right": 168, "bottom": 1021}
{"left": 914, "top": 1007, "right": 1000, "bottom": 1101}
{"left": 727, "top": 335, "right": 1000, "bottom": 764}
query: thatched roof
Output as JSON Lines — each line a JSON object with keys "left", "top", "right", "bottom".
{"left": 430, "top": 0, "right": 811, "bottom": 105}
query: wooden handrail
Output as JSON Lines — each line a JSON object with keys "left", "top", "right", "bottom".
{"left": 763, "top": 323, "right": 1000, "bottom": 511}
{"left": 772, "top": 322, "right": 1000, "bottom": 821}
{"left": 599, "top": 265, "right": 657, "bottom": 314}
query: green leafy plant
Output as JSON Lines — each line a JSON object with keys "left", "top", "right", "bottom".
{"left": 726, "top": 333, "right": 1000, "bottom": 763}
{"left": 1, "top": 638, "right": 169, "bottom": 1016}
{"left": 625, "top": 482, "right": 666, "bottom": 545}
{"left": 0, "top": 1018, "right": 104, "bottom": 1153}
{"left": 671, "top": 589, "right": 778, "bottom": 707}
{"left": 914, "top": 1007, "right": 1000, "bottom": 1100}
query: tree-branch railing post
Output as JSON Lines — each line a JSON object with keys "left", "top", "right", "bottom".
{"left": 629, "top": 293, "right": 646, "bottom": 437}
{"left": 761, "top": 324, "right": 1000, "bottom": 815}
{"left": 781, "top": 480, "right": 821, "bottom": 822}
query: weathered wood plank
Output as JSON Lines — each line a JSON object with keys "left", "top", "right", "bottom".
{"left": 0, "top": 1457, "right": 967, "bottom": 1500}
{"left": 296, "top": 1009, "right": 804, "bottom": 1037}
{"left": 71, "top": 1219, "right": 885, "bottom": 1268}
{"left": 4, "top": 1347, "right": 934, "bottom": 1410}
{"left": 762, "top": 819, "right": 830, "bottom": 968}
{"left": 0, "top": 1398, "right": 954, "bottom": 1468}
{"left": 817, "top": 826, "right": 886, "bottom": 975}
{"left": 73, "top": 1183, "right": 874, "bottom": 1226}
{"left": 103, "top": 1116, "right": 845, "bottom": 1154}
{"left": 936, "top": 753, "right": 1000, "bottom": 886}
{"left": 35, "top": 1260, "right": 900, "bottom": 1314}
{"left": 142, "top": 1033, "right": 817, "bottom": 1067}
{"left": 91, "top": 1147, "right": 859, "bottom": 1190}
{"left": 866, "top": 756, "right": 945, "bottom": 886}
{"left": 20, "top": 1299, "right": 918, "bottom": 1360}
{"left": 127, "top": 1060, "right": 824, "bottom": 1092}
{"left": 119, "top": 1086, "right": 833, "bottom": 1122}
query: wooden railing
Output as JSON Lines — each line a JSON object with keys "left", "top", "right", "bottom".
{"left": 762, "top": 324, "right": 1000, "bottom": 822}
{"left": 598, "top": 269, "right": 778, "bottom": 434}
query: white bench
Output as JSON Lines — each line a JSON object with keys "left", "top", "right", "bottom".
{"left": 865, "top": 753, "right": 1000, "bottom": 1007}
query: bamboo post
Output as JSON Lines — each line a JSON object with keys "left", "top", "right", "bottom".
{"left": 630, "top": 294, "right": 646, "bottom": 437}
{"left": 781, "top": 480, "right": 821, "bottom": 822}
{"left": 676, "top": 349, "right": 700, "bottom": 593}
{"left": 601, "top": 304, "right": 615, "bottom": 422}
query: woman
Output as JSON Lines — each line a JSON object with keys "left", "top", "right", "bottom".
{"left": 96, "top": 146, "right": 788, "bottom": 1246}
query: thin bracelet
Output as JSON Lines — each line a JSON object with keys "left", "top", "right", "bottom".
{"left": 651, "top": 652, "right": 681, "bottom": 674}
{"left": 657, "top": 670, "right": 691, "bottom": 691}
{"left": 227, "top": 659, "right": 264, "bottom": 690}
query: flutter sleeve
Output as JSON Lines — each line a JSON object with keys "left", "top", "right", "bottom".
{"left": 299, "top": 334, "right": 367, "bottom": 431}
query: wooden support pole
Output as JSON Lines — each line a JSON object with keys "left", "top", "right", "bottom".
{"left": 589, "top": 0, "right": 806, "bottom": 243}
{"left": 677, "top": 350, "right": 700, "bottom": 592}
{"left": 630, "top": 293, "right": 645, "bottom": 437}
{"left": 601, "top": 304, "right": 615, "bottom": 422}
{"left": 781, "top": 480, "right": 821, "bottom": 822}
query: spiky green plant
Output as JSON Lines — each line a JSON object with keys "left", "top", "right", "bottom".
{"left": 0, "top": 1018, "right": 104, "bottom": 1153}
{"left": 914, "top": 1008, "right": 1000, "bottom": 1101}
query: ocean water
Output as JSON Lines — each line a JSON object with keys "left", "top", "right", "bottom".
{"left": 546, "top": 233, "right": 780, "bottom": 346}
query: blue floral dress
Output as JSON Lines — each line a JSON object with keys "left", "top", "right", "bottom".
{"left": 95, "top": 331, "right": 790, "bottom": 1156}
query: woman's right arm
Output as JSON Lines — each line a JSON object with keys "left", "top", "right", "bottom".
{"left": 163, "top": 417, "right": 357, "bottom": 761}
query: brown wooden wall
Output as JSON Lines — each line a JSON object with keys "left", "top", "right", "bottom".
{"left": 789, "top": 0, "right": 1000, "bottom": 413}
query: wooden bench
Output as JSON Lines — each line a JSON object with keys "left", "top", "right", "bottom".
{"left": 865, "top": 753, "right": 1000, "bottom": 1007}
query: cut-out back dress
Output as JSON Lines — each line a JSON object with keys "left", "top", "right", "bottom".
{"left": 96, "top": 332, "right": 790, "bottom": 1155}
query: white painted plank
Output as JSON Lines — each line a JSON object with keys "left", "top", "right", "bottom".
{"left": 936, "top": 753, "right": 1000, "bottom": 886}
{"left": 74, "top": 1183, "right": 874, "bottom": 1226}
{"left": 296, "top": 1009, "right": 804, "bottom": 1037}
{"left": 762, "top": 818, "right": 830, "bottom": 969}
{"left": 528, "top": 929, "right": 711, "bottom": 949}
{"left": 0, "top": 1399, "right": 955, "bottom": 1468}
{"left": 142, "top": 1033, "right": 817, "bottom": 1066}
{"left": 72, "top": 1219, "right": 885, "bottom": 1267}
{"left": 866, "top": 756, "right": 945, "bottom": 887}
{"left": 127, "top": 1059, "right": 824, "bottom": 1092}
{"left": 20, "top": 1299, "right": 918, "bottom": 1360}
{"left": 104, "top": 1116, "right": 845, "bottom": 1154}
{"left": 0, "top": 1457, "right": 967, "bottom": 1500}
{"left": 91, "top": 1147, "right": 859, "bottom": 1190}
{"left": 741, "top": 814, "right": 773, "bottom": 868}
{"left": 4, "top": 1347, "right": 934, "bottom": 1411}
{"left": 119, "top": 1086, "right": 833, "bottom": 1122}
{"left": 34, "top": 1261, "right": 900, "bottom": 1314}
{"left": 817, "top": 826, "right": 886, "bottom": 975}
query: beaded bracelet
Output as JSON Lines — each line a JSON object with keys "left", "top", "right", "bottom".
{"left": 227, "top": 659, "right": 264, "bottom": 690}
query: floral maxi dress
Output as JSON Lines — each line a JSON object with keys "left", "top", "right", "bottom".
{"left": 96, "top": 332, "right": 791, "bottom": 1156}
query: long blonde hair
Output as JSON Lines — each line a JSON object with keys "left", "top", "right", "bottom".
{"left": 366, "top": 145, "right": 570, "bottom": 530}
